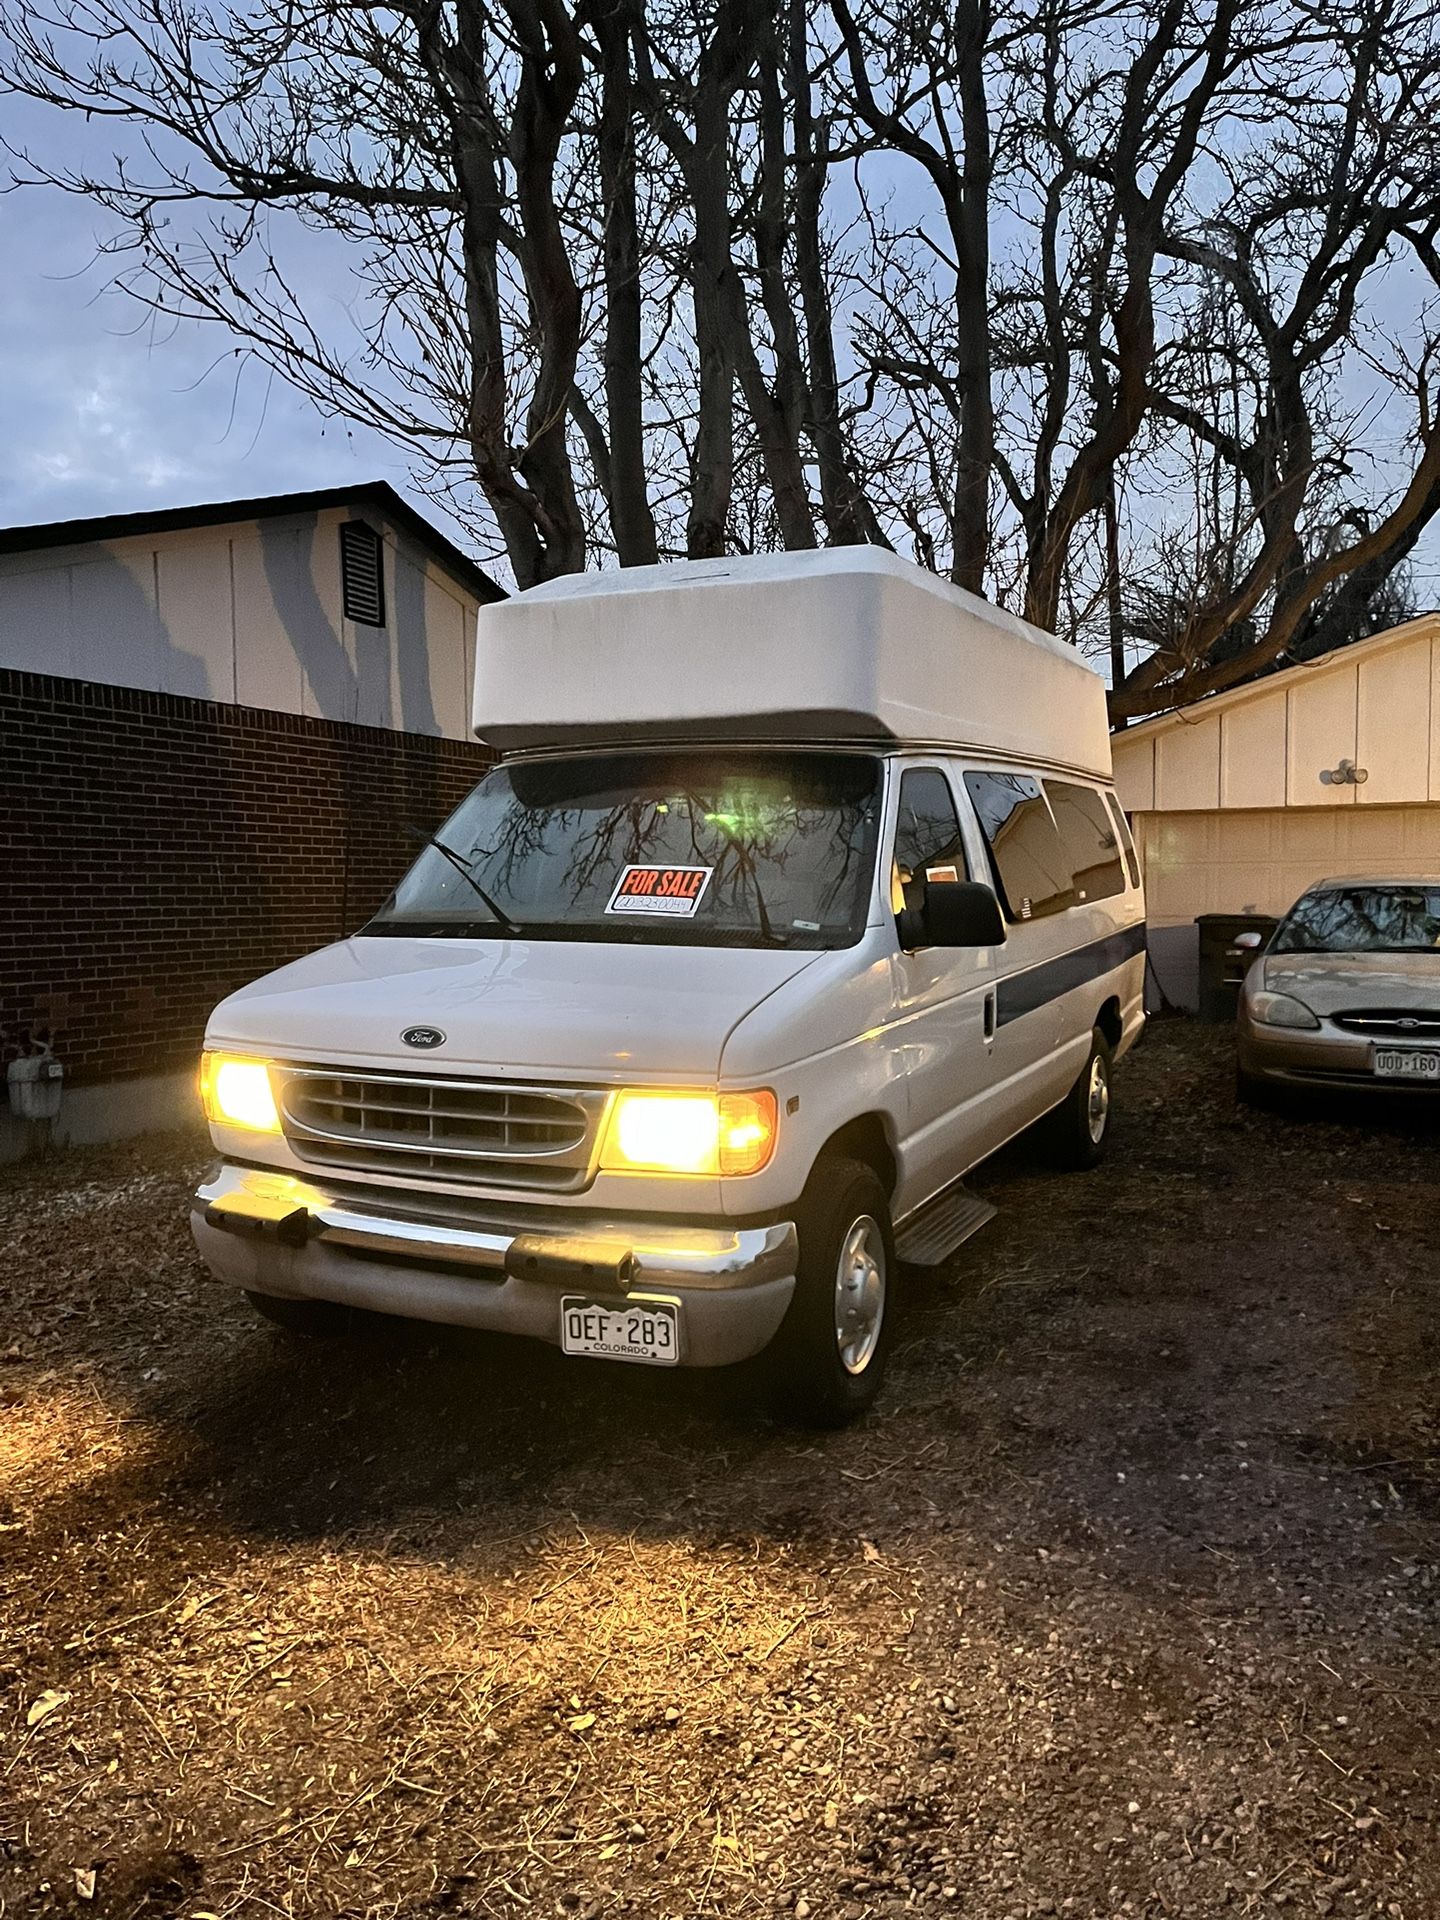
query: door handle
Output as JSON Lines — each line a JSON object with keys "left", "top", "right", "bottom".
{"left": 983, "top": 988, "right": 996, "bottom": 1040}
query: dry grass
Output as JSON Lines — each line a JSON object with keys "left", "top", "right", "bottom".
{"left": 3, "top": 1023, "right": 1440, "bottom": 1918}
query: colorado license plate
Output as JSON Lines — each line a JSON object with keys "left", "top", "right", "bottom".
{"left": 1373, "top": 1047, "right": 1440, "bottom": 1081}
{"left": 560, "top": 1296, "right": 680, "bottom": 1366}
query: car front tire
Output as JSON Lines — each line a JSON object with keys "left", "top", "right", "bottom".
{"left": 1236, "top": 1063, "right": 1285, "bottom": 1112}
{"left": 768, "top": 1157, "right": 895, "bottom": 1427}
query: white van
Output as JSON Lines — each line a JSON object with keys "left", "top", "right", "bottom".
{"left": 192, "top": 550, "right": 1144, "bottom": 1422}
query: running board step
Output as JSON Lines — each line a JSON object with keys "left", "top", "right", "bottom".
{"left": 894, "top": 1184, "right": 997, "bottom": 1267}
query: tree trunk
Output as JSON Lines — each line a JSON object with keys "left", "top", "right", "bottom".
{"left": 505, "top": 0, "right": 588, "bottom": 580}
{"left": 790, "top": 0, "right": 887, "bottom": 548}
{"left": 949, "top": 0, "right": 994, "bottom": 594}
{"left": 596, "top": 0, "right": 659, "bottom": 565}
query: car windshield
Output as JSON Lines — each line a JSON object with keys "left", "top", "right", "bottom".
{"left": 1272, "top": 886, "right": 1440, "bottom": 954}
{"left": 362, "top": 750, "right": 882, "bottom": 949}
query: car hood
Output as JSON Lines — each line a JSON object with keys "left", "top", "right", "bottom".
{"left": 205, "top": 936, "right": 822, "bottom": 1081}
{"left": 1262, "top": 949, "right": 1440, "bottom": 1015}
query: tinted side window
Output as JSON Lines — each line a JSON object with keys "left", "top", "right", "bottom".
{"left": 1105, "top": 794, "right": 1141, "bottom": 890}
{"left": 1045, "top": 780, "right": 1126, "bottom": 903}
{"left": 893, "top": 768, "right": 967, "bottom": 912}
{"left": 963, "top": 771, "right": 1074, "bottom": 922}
{"left": 894, "top": 768, "right": 967, "bottom": 879}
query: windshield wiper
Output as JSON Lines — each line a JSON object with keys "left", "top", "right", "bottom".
{"left": 402, "top": 826, "right": 523, "bottom": 937}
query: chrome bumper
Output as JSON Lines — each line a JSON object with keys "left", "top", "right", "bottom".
{"left": 191, "top": 1164, "right": 798, "bottom": 1367}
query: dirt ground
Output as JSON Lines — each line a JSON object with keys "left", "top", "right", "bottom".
{"left": 2, "top": 1019, "right": 1439, "bottom": 1920}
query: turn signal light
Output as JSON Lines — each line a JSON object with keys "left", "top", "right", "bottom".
{"left": 717, "top": 1090, "right": 778, "bottom": 1176}
{"left": 200, "top": 1053, "right": 282, "bottom": 1133}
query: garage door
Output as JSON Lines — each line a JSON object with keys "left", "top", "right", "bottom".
{"left": 1136, "top": 805, "right": 1440, "bottom": 927}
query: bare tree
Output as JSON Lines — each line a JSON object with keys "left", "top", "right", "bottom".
{"left": 827, "top": 0, "right": 1440, "bottom": 710}
{"left": 828, "top": 0, "right": 997, "bottom": 593}
{"left": 5, "top": 0, "right": 1440, "bottom": 721}
{"left": 2, "top": 0, "right": 605, "bottom": 581}
{"left": 1108, "top": 0, "right": 1440, "bottom": 716}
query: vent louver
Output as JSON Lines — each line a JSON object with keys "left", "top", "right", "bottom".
{"left": 340, "top": 520, "right": 386, "bottom": 626}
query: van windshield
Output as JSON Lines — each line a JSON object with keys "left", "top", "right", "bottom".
{"left": 362, "top": 750, "right": 882, "bottom": 949}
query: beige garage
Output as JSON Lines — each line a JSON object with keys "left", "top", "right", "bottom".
{"left": 1110, "top": 615, "right": 1440, "bottom": 1006}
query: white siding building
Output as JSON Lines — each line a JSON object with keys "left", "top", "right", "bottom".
{"left": 1110, "top": 616, "right": 1440, "bottom": 1006}
{"left": 0, "top": 482, "right": 501, "bottom": 736}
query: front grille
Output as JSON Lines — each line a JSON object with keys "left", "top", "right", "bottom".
{"left": 278, "top": 1069, "right": 610, "bottom": 1190}
{"left": 1330, "top": 1008, "right": 1440, "bottom": 1039}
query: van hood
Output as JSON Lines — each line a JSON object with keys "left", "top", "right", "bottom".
{"left": 1262, "top": 949, "right": 1440, "bottom": 1016}
{"left": 206, "top": 936, "right": 821, "bottom": 1081}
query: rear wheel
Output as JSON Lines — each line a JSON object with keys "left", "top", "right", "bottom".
{"left": 768, "top": 1158, "right": 895, "bottom": 1427}
{"left": 245, "top": 1290, "right": 353, "bottom": 1337}
{"left": 1043, "top": 1028, "right": 1113, "bottom": 1170}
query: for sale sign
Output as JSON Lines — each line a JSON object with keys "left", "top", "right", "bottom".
{"left": 606, "top": 864, "right": 713, "bottom": 918}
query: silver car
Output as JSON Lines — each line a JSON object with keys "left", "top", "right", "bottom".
{"left": 1236, "top": 876, "right": 1440, "bottom": 1099}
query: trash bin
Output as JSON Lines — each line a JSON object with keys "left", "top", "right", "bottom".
{"left": 1195, "top": 913, "right": 1278, "bottom": 1023}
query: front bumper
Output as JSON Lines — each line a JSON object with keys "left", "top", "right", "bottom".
{"left": 1238, "top": 1016, "right": 1440, "bottom": 1091}
{"left": 191, "top": 1164, "right": 797, "bottom": 1367}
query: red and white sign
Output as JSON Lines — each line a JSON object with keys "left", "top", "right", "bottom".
{"left": 606, "top": 864, "right": 713, "bottom": 918}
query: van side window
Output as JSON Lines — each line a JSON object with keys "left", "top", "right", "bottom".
{"left": 893, "top": 768, "right": 967, "bottom": 909}
{"left": 1105, "top": 793, "right": 1142, "bottom": 889}
{"left": 1044, "top": 780, "right": 1127, "bottom": 903}
{"left": 962, "top": 771, "right": 1074, "bottom": 922}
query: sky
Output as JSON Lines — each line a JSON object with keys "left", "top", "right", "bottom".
{"left": 5, "top": 101, "right": 1440, "bottom": 611}
{"left": 0, "top": 134, "right": 426, "bottom": 537}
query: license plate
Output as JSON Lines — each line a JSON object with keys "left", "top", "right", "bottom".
{"left": 560, "top": 1296, "right": 680, "bottom": 1367}
{"left": 1373, "top": 1047, "right": 1440, "bottom": 1081}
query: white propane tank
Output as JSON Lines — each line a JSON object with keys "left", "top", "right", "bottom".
{"left": 7, "top": 1046, "right": 64, "bottom": 1122}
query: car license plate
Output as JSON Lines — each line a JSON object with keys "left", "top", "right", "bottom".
{"left": 1372, "top": 1047, "right": 1440, "bottom": 1081}
{"left": 560, "top": 1296, "right": 680, "bottom": 1366}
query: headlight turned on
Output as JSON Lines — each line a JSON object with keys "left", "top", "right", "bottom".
{"left": 200, "top": 1053, "right": 283, "bottom": 1132}
{"left": 1248, "top": 990, "right": 1320, "bottom": 1031}
{"left": 601, "top": 1089, "right": 778, "bottom": 1176}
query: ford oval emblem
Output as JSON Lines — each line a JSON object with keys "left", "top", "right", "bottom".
{"left": 402, "top": 1025, "right": 446, "bottom": 1050}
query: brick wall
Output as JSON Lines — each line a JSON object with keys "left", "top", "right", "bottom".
{"left": 0, "top": 670, "right": 492, "bottom": 1086}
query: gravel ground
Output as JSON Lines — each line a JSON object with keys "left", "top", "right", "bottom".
{"left": 2, "top": 1018, "right": 1439, "bottom": 1920}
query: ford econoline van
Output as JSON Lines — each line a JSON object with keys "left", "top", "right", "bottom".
{"left": 192, "top": 550, "right": 1144, "bottom": 1422}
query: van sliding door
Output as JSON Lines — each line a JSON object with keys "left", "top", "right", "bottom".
{"left": 960, "top": 769, "right": 1078, "bottom": 1113}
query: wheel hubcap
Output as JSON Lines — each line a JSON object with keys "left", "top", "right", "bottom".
{"left": 834, "top": 1215, "right": 886, "bottom": 1376}
{"left": 1086, "top": 1054, "right": 1110, "bottom": 1143}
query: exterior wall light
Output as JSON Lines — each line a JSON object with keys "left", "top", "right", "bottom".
{"left": 1319, "top": 758, "right": 1368, "bottom": 786}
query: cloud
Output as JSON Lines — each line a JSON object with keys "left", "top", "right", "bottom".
{"left": 0, "top": 122, "right": 433, "bottom": 533}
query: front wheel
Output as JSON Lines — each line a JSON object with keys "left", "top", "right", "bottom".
{"left": 1236, "top": 1063, "right": 1286, "bottom": 1113}
{"left": 1043, "top": 1028, "right": 1113, "bottom": 1170}
{"left": 768, "top": 1158, "right": 895, "bottom": 1427}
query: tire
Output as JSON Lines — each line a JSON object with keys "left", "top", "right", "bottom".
{"left": 245, "top": 1290, "right": 353, "bottom": 1337}
{"left": 1236, "top": 1064, "right": 1284, "bottom": 1113}
{"left": 1043, "top": 1027, "right": 1113, "bottom": 1170}
{"left": 767, "top": 1158, "right": 895, "bottom": 1427}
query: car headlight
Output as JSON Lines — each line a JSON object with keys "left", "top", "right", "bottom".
{"left": 200, "top": 1053, "right": 282, "bottom": 1132}
{"left": 600, "top": 1089, "right": 777, "bottom": 1176}
{"left": 1247, "top": 990, "right": 1320, "bottom": 1031}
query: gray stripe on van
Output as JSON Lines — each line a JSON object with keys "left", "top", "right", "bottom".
{"left": 995, "top": 922, "right": 1147, "bottom": 1028}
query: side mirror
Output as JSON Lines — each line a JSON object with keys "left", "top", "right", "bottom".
{"left": 1229, "top": 930, "right": 1264, "bottom": 954}
{"left": 902, "top": 879, "right": 1007, "bottom": 951}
